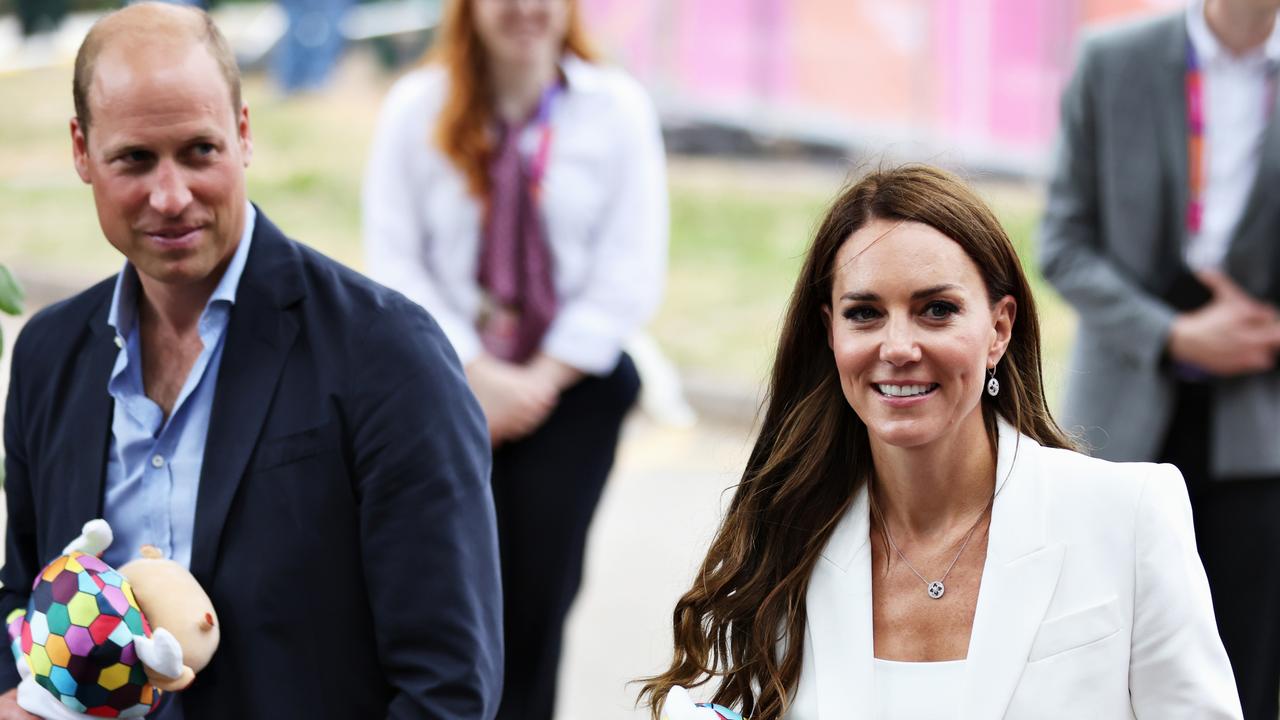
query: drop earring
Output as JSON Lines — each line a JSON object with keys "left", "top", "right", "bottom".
{"left": 986, "top": 365, "right": 1000, "bottom": 397}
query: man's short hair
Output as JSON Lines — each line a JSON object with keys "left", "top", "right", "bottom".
{"left": 72, "top": 3, "right": 242, "bottom": 137}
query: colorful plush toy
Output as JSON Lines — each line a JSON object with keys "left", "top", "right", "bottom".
{"left": 661, "top": 686, "right": 746, "bottom": 720}
{"left": 7, "top": 520, "right": 219, "bottom": 718}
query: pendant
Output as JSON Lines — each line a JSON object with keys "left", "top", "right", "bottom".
{"left": 986, "top": 377, "right": 1000, "bottom": 397}
{"left": 927, "top": 580, "right": 945, "bottom": 599}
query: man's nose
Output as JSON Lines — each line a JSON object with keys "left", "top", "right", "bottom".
{"left": 879, "top": 316, "right": 922, "bottom": 366}
{"left": 148, "top": 161, "right": 193, "bottom": 217}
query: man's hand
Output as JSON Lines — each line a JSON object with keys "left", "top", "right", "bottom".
{"left": 0, "top": 689, "right": 38, "bottom": 720}
{"left": 1168, "top": 270, "right": 1280, "bottom": 376}
{"left": 465, "top": 356, "right": 558, "bottom": 446}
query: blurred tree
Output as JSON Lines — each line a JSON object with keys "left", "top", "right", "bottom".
{"left": 0, "top": 265, "right": 24, "bottom": 487}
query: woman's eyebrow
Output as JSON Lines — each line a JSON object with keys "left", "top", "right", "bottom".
{"left": 839, "top": 284, "right": 960, "bottom": 303}
{"left": 911, "top": 284, "right": 961, "bottom": 300}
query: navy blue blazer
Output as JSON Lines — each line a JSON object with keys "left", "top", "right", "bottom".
{"left": 1, "top": 210, "right": 503, "bottom": 718}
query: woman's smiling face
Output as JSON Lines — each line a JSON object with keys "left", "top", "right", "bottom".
{"left": 825, "top": 218, "right": 1014, "bottom": 450}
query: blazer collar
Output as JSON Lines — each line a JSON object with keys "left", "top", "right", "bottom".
{"left": 61, "top": 291, "right": 119, "bottom": 547}
{"left": 1155, "top": 16, "right": 1192, "bottom": 272}
{"left": 189, "top": 207, "right": 305, "bottom": 584}
{"left": 1224, "top": 72, "right": 1280, "bottom": 286}
{"left": 807, "top": 419, "right": 1064, "bottom": 719}
{"left": 958, "top": 422, "right": 1064, "bottom": 719}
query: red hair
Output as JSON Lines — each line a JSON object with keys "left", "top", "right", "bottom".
{"left": 429, "top": 0, "right": 598, "bottom": 201}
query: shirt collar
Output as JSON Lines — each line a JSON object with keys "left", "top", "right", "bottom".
{"left": 1187, "top": 0, "right": 1280, "bottom": 67}
{"left": 559, "top": 52, "right": 602, "bottom": 94}
{"left": 108, "top": 202, "right": 257, "bottom": 340}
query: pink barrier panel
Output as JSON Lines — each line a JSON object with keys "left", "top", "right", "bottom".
{"left": 580, "top": 0, "right": 1182, "bottom": 164}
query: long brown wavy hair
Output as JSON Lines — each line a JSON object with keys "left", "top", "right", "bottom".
{"left": 428, "top": 0, "right": 598, "bottom": 200}
{"left": 639, "top": 165, "right": 1072, "bottom": 718}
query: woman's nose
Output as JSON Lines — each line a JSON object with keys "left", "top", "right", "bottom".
{"left": 879, "top": 317, "right": 922, "bottom": 366}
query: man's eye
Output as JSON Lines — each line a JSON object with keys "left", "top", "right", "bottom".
{"left": 121, "top": 151, "right": 151, "bottom": 164}
{"left": 924, "top": 301, "right": 959, "bottom": 319}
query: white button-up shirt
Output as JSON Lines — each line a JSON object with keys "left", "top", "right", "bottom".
{"left": 1184, "top": 0, "right": 1280, "bottom": 271}
{"left": 362, "top": 55, "right": 668, "bottom": 374}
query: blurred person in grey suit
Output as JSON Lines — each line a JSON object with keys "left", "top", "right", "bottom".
{"left": 1040, "top": 0, "right": 1280, "bottom": 716}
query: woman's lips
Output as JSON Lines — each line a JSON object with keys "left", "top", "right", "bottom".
{"left": 873, "top": 382, "right": 939, "bottom": 407}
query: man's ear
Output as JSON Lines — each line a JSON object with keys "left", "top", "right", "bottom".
{"left": 822, "top": 304, "right": 834, "bottom": 351}
{"left": 988, "top": 295, "right": 1017, "bottom": 367}
{"left": 238, "top": 102, "right": 253, "bottom": 167}
{"left": 71, "top": 117, "right": 91, "bottom": 184}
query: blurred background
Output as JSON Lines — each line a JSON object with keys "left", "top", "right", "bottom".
{"left": 0, "top": 0, "right": 1182, "bottom": 717}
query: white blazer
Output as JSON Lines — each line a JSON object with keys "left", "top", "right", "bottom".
{"left": 786, "top": 420, "right": 1242, "bottom": 719}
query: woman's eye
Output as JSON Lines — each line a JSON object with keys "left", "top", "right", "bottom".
{"left": 842, "top": 306, "right": 880, "bottom": 322}
{"left": 923, "top": 301, "right": 959, "bottom": 319}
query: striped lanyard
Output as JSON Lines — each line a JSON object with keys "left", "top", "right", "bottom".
{"left": 1185, "top": 39, "right": 1207, "bottom": 234}
{"left": 1185, "top": 39, "right": 1280, "bottom": 234}
{"left": 526, "top": 80, "right": 561, "bottom": 202}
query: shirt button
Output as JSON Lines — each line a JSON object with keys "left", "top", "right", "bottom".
{"left": 114, "top": 336, "right": 124, "bottom": 349}
{"left": 151, "top": 454, "right": 165, "bottom": 468}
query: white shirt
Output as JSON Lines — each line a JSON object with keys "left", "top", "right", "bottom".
{"left": 1184, "top": 0, "right": 1280, "bottom": 271}
{"left": 874, "top": 659, "right": 965, "bottom": 719}
{"left": 362, "top": 55, "right": 669, "bottom": 374}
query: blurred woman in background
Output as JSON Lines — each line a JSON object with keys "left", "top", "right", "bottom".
{"left": 362, "top": 0, "right": 667, "bottom": 717}
{"left": 641, "top": 166, "right": 1239, "bottom": 719}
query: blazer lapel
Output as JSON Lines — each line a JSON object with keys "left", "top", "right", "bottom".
{"left": 188, "top": 213, "right": 303, "bottom": 584}
{"left": 1224, "top": 80, "right": 1280, "bottom": 295}
{"left": 61, "top": 301, "right": 118, "bottom": 543}
{"left": 959, "top": 422, "right": 1064, "bottom": 720}
{"left": 1154, "top": 19, "right": 1192, "bottom": 279}
{"left": 807, "top": 486, "right": 874, "bottom": 717}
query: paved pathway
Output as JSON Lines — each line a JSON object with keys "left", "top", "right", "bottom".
{"left": 555, "top": 417, "right": 753, "bottom": 719}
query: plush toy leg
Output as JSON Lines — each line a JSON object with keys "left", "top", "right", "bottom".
{"left": 134, "top": 627, "right": 193, "bottom": 691}
{"left": 16, "top": 674, "right": 92, "bottom": 720}
{"left": 61, "top": 519, "right": 113, "bottom": 557}
{"left": 662, "top": 686, "right": 739, "bottom": 720}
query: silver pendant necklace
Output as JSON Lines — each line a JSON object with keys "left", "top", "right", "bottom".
{"left": 870, "top": 488, "right": 993, "bottom": 600}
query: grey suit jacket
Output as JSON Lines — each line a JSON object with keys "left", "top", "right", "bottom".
{"left": 1040, "top": 12, "right": 1280, "bottom": 478}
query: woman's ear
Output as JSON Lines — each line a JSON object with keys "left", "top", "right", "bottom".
{"left": 989, "top": 295, "right": 1016, "bottom": 366}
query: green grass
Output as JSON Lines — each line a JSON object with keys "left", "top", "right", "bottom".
{"left": 0, "top": 57, "right": 1077, "bottom": 401}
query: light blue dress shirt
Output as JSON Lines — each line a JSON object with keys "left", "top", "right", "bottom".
{"left": 102, "top": 204, "right": 256, "bottom": 572}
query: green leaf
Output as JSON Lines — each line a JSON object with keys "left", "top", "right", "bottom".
{"left": 0, "top": 265, "right": 24, "bottom": 316}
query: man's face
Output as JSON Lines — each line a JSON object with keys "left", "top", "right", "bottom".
{"left": 72, "top": 41, "right": 252, "bottom": 290}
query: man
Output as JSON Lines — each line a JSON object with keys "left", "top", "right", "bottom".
{"left": 1040, "top": 0, "right": 1280, "bottom": 715}
{"left": 0, "top": 4, "right": 502, "bottom": 718}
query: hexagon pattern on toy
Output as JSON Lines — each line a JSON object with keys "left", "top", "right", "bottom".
{"left": 12, "top": 551, "right": 159, "bottom": 717}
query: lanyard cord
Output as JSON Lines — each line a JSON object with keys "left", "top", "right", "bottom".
{"left": 1185, "top": 39, "right": 1280, "bottom": 234}
{"left": 1186, "top": 38, "right": 1207, "bottom": 234}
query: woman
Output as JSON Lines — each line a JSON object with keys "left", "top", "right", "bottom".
{"left": 362, "top": 1, "right": 667, "bottom": 718}
{"left": 641, "top": 166, "right": 1240, "bottom": 719}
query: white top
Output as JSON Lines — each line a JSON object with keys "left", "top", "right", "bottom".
{"left": 1183, "top": 0, "right": 1280, "bottom": 271}
{"left": 362, "top": 55, "right": 669, "bottom": 374}
{"left": 786, "top": 420, "right": 1241, "bottom": 719}
{"left": 874, "top": 659, "right": 965, "bottom": 720}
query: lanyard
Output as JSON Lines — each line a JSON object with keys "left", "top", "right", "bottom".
{"left": 1185, "top": 39, "right": 1280, "bottom": 234}
{"left": 526, "top": 81, "right": 561, "bottom": 201}
{"left": 1186, "top": 39, "right": 1206, "bottom": 234}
